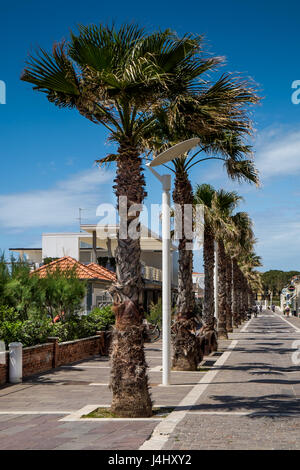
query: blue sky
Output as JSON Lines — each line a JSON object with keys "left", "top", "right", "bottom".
{"left": 0, "top": 0, "right": 300, "bottom": 271}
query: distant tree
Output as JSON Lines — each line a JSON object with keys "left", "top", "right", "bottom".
{"left": 261, "top": 270, "right": 300, "bottom": 296}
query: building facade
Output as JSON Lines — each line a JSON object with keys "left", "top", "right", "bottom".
{"left": 11, "top": 224, "right": 179, "bottom": 313}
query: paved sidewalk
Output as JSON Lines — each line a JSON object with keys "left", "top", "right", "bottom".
{"left": 158, "top": 311, "right": 300, "bottom": 450}
{"left": 0, "top": 338, "right": 216, "bottom": 450}
{"left": 0, "top": 311, "right": 299, "bottom": 449}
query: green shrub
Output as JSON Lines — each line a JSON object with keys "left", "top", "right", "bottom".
{"left": 87, "top": 306, "right": 115, "bottom": 331}
{"left": 0, "top": 305, "right": 21, "bottom": 323}
{"left": 0, "top": 305, "right": 115, "bottom": 348}
{"left": 146, "top": 299, "right": 163, "bottom": 326}
{"left": 0, "top": 318, "right": 53, "bottom": 348}
{"left": 52, "top": 316, "right": 94, "bottom": 342}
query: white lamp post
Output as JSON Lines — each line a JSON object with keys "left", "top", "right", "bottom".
{"left": 146, "top": 138, "right": 200, "bottom": 386}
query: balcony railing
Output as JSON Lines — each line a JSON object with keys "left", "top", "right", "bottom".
{"left": 142, "top": 265, "right": 162, "bottom": 282}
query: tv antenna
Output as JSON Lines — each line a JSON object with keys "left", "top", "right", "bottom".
{"left": 76, "top": 208, "right": 87, "bottom": 231}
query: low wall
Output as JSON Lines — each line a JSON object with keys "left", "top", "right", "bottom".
{"left": 0, "top": 331, "right": 110, "bottom": 386}
{"left": 23, "top": 343, "right": 54, "bottom": 378}
{"left": 0, "top": 352, "right": 9, "bottom": 386}
{"left": 57, "top": 336, "right": 103, "bottom": 367}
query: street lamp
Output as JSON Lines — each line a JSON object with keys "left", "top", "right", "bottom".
{"left": 146, "top": 138, "right": 200, "bottom": 386}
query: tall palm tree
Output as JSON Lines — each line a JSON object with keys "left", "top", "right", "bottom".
{"left": 141, "top": 125, "right": 259, "bottom": 370}
{"left": 98, "top": 52, "right": 260, "bottom": 370}
{"left": 213, "top": 190, "right": 242, "bottom": 339}
{"left": 240, "top": 252, "right": 262, "bottom": 308}
{"left": 194, "top": 185, "right": 242, "bottom": 340}
{"left": 225, "top": 249, "right": 234, "bottom": 333}
{"left": 229, "top": 212, "right": 254, "bottom": 326}
{"left": 21, "top": 23, "right": 214, "bottom": 417}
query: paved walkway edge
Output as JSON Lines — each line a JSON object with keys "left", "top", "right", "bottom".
{"left": 274, "top": 312, "right": 300, "bottom": 332}
{"left": 139, "top": 320, "right": 251, "bottom": 450}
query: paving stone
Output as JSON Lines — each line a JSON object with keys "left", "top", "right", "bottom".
{"left": 1, "top": 313, "right": 299, "bottom": 449}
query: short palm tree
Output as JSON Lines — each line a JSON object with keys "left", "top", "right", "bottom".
{"left": 21, "top": 23, "right": 215, "bottom": 417}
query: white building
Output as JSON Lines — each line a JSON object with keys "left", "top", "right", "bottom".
{"left": 192, "top": 272, "right": 204, "bottom": 299}
{"left": 280, "top": 275, "right": 300, "bottom": 316}
{"left": 10, "top": 224, "right": 179, "bottom": 312}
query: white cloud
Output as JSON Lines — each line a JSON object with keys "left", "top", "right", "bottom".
{"left": 0, "top": 168, "right": 114, "bottom": 230}
{"left": 255, "top": 128, "right": 300, "bottom": 178}
{"left": 191, "top": 127, "right": 300, "bottom": 184}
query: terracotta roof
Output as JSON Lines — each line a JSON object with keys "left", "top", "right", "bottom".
{"left": 87, "top": 263, "right": 116, "bottom": 281}
{"left": 32, "top": 256, "right": 115, "bottom": 281}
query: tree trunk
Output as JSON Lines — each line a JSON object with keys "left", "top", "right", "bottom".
{"left": 232, "top": 259, "right": 240, "bottom": 327}
{"left": 110, "top": 138, "right": 152, "bottom": 418}
{"left": 203, "top": 224, "right": 215, "bottom": 330}
{"left": 239, "top": 270, "right": 246, "bottom": 321}
{"left": 202, "top": 223, "right": 218, "bottom": 353}
{"left": 226, "top": 256, "right": 233, "bottom": 333}
{"left": 217, "top": 240, "right": 227, "bottom": 339}
{"left": 172, "top": 168, "right": 200, "bottom": 371}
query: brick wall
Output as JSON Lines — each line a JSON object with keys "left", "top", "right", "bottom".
{"left": 23, "top": 343, "right": 54, "bottom": 378}
{"left": 57, "top": 336, "right": 104, "bottom": 367}
{"left": 0, "top": 352, "right": 8, "bottom": 386}
{"left": 0, "top": 331, "right": 110, "bottom": 386}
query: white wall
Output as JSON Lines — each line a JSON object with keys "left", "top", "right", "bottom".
{"left": 42, "top": 234, "right": 80, "bottom": 260}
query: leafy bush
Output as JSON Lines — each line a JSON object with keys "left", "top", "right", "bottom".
{"left": 0, "top": 318, "right": 53, "bottom": 348}
{"left": 0, "top": 306, "right": 115, "bottom": 348}
{"left": 146, "top": 299, "right": 163, "bottom": 326}
{"left": 87, "top": 306, "right": 115, "bottom": 330}
{"left": 0, "top": 305, "right": 21, "bottom": 323}
{"left": 52, "top": 316, "right": 94, "bottom": 342}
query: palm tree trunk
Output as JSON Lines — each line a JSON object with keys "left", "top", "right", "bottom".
{"left": 232, "top": 259, "right": 240, "bottom": 327}
{"left": 226, "top": 256, "right": 233, "bottom": 333}
{"left": 110, "top": 138, "right": 152, "bottom": 418}
{"left": 172, "top": 169, "right": 199, "bottom": 371}
{"left": 202, "top": 224, "right": 218, "bottom": 353}
{"left": 203, "top": 224, "right": 215, "bottom": 329}
{"left": 239, "top": 270, "right": 246, "bottom": 321}
{"left": 217, "top": 240, "right": 227, "bottom": 339}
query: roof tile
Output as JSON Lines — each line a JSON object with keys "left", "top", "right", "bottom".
{"left": 32, "top": 256, "right": 115, "bottom": 281}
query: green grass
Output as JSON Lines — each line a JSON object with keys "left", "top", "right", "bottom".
{"left": 81, "top": 406, "right": 175, "bottom": 419}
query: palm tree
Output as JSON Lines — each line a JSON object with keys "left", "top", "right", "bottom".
{"left": 213, "top": 190, "right": 242, "bottom": 339}
{"left": 225, "top": 249, "right": 234, "bottom": 333}
{"left": 142, "top": 129, "right": 259, "bottom": 370}
{"left": 21, "top": 23, "right": 214, "bottom": 417}
{"left": 97, "top": 43, "right": 260, "bottom": 371}
{"left": 240, "top": 252, "right": 262, "bottom": 309}
{"left": 229, "top": 212, "right": 255, "bottom": 326}
{"left": 194, "top": 185, "right": 242, "bottom": 341}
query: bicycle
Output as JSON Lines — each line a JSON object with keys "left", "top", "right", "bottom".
{"left": 144, "top": 322, "right": 161, "bottom": 343}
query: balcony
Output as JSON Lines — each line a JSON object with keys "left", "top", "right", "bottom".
{"left": 142, "top": 265, "right": 162, "bottom": 282}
